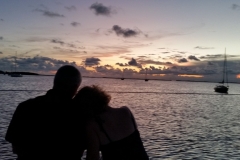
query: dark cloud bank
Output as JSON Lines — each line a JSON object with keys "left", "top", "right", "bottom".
{"left": 71, "top": 22, "right": 80, "bottom": 27}
{"left": 35, "top": 9, "right": 64, "bottom": 18}
{"left": 0, "top": 56, "right": 240, "bottom": 82}
{"left": 84, "top": 57, "right": 101, "bottom": 66}
{"left": 90, "top": 2, "right": 115, "bottom": 16}
{"left": 112, "top": 25, "right": 140, "bottom": 38}
{"left": 188, "top": 55, "right": 200, "bottom": 61}
{"left": 65, "top": 6, "right": 77, "bottom": 11}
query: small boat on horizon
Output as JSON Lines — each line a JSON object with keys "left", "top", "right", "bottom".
{"left": 11, "top": 72, "right": 23, "bottom": 77}
{"left": 121, "top": 70, "right": 124, "bottom": 80}
{"left": 145, "top": 69, "right": 148, "bottom": 82}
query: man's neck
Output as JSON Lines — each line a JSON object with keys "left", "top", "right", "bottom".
{"left": 47, "top": 89, "right": 73, "bottom": 100}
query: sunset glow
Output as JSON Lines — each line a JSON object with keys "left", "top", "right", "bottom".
{"left": 237, "top": 74, "right": 240, "bottom": 79}
{"left": 178, "top": 74, "right": 204, "bottom": 78}
{"left": 0, "top": 1, "right": 240, "bottom": 82}
{"left": 152, "top": 74, "right": 166, "bottom": 77}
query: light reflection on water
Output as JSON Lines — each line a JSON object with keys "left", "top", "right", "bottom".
{"left": 1, "top": 75, "right": 240, "bottom": 159}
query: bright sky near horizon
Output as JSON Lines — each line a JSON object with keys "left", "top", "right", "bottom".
{"left": 0, "top": 0, "right": 240, "bottom": 81}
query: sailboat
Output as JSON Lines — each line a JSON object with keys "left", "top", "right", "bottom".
{"left": 214, "top": 49, "right": 228, "bottom": 93}
{"left": 11, "top": 52, "right": 22, "bottom": 77}
{"left": 121, "top": 70, "right": 124, "bottom": 80}
{"left": 145, "top": 69, "right": 148, "bottom": 82}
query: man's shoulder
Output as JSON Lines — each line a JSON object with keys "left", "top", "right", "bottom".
{"left": 17, "top": 95, "right": 47, "bottom": 110}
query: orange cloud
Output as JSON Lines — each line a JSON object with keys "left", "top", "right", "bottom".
{"left": 178, "top": 74, "right": 203, "bottom": 78}
{"left": 237, "top": 74, "right": 240, "bottom": 79}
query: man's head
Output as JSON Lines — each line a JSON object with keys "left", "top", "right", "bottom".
{"left": 53, "top": 65, "right": 81, "bottom": 98}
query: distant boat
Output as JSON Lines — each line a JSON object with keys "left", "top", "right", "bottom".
{"left": 145, "top": 69, "right": 148, "bottom": 82}
{"left": 214, "top": 49, "right": 228, "bottom": 93}
{"left": 11, "top": 52, "right": 22, "bottom": 77}
{"left": 121, "top": 70, "right": 124, "bottom": 80}
{"left": 11, "top": 73, "right": 22, "bottom": 77}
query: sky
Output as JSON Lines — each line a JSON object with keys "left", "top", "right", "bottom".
{"left": 0, "top": 0, "right": 240, "bottom": 82}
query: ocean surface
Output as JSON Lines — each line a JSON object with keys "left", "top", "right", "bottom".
{"left": 1, "top": 75, "right": 240, "bottom": 160}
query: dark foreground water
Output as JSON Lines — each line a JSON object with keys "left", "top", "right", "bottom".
{"left": 1, "top": 75, "right": 240, "bottom": 160}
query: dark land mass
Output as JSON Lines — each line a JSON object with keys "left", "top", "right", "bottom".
{"left": 0, "top": 70, "right": 239, "bottom": 84}
{"left": 0, "top": 71, "right": 40, "bottom": 75}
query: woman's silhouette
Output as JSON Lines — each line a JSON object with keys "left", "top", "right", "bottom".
{"left": 74, "top": 85, "right": 149, "bottom": 160}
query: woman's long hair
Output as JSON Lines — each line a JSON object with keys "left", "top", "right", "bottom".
{"left": 73, "top": 85, "right": 111, "bottom": 119}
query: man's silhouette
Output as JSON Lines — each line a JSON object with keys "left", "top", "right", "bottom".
{"left": 5, "top": 65, "right": 84, "bottom": 160}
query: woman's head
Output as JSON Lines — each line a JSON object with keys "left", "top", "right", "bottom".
{"left": 74, "top": 85, "right": 111, "bottom": 116}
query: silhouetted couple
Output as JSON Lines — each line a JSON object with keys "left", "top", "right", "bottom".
{"left": 5, "top": 65, "right": 149, "bottom": 160}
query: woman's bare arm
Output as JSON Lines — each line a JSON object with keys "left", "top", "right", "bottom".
{"left": 86, "top": 121, "right": 100, "bottom": 160}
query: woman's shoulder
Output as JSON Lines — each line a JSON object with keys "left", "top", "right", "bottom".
{"left": 119, "top": 106, "right": 131, "bottom": 112}
{"left": 116, "top": 106, "right": 132, "bottom": 117}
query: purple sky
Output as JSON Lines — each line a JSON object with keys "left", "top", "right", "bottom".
{"left": 0, "top": 0, "right": 240, "bottom": 81}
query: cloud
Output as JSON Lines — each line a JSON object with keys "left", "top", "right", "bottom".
{"left": 0, "top": 19, "right": 3, "bottom": 21}
{"left": 145, "top": 31, "right": 184, "bottom": 41}
{"left": 84, "top": 57, "right": 101, "bottom": 66}
{"left": 51, "top": 39, "right": 64, "bottom": 45}
{"left": 177, "top": 51, "right": 186, "bottom": 54}
{"left": 51, "top": 39, "right": 79, "bottom": 49}
{"left": 104, "top": 64, "right": 112, "bottom": 67}
{"left": 1, "top": 55, "right": 240, "bottom": 81}
{"left": 232, "top": 4, "right": 240, "bottom": 10}
{"left": 9, "top": 45, "right": 20, "bottom": 48}
{"left": 208, "top": 62, "right": 214, "bottom": 65}
{"left": 199, "top": 54, "right": 222, "bottom": 59}
{"left": 23, "top": 49, "right": 42, "bottom": 55}
{"left": 0, "top": 37, "right": 3, "bottom": 40}
{"left": 116, "top": 62, "right": 128, "bottom": 67}
{"left": 35, "top": 9, "right": 64, "bottom": 18}
{"left": 116, "top": 58, "right": 142, "bottom": 68}
{"left": 137, "top": 59, "right": 173, "bottom": 66}
{"left": 90, "top": 2, "right": 114, "bottom": 16}
{"left": 85, "top": 45, "right": 134, "bottom": 58}
{"left": 26, "top": 37, "right": 49, "bottom": 42}
{"left": 65, "top": 6, "right": 77, "bottom": 11}
{"left": 71, "top": 22, "right": 80, "bottom": 27}
{"left": 0, "top": 51, "right": 2, "bottom": 54}
{"left": 0, "top": 56, "right": 77, "bottom": 73}
{"left": 167, "top": 54, "right": 183, "bottom": 60}
{"left": 195, "top": 46, "right": 214, "bottom": 49}
{"left": 53, "top": 47, "right": 82, "bottom": 54}
{"left": 188, "top": 55, "right": 200, "bottom": 61}
{"left": 128, "top": 58, "right": 142, "bottom": 68}
{"left": 94, "top": 66, "right": 123, "bottom": 76}
{"left": 178, "top": 58, "right": 188, "bottom": 63}
{"left": 112, "top": 25, "right": 140, "bottom": 38}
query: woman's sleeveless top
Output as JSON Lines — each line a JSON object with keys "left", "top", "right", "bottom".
{"left": 96, "top": 116, "right": 149, "bottom": 160}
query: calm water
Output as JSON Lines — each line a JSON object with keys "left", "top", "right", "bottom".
{"left": 1, "top": 75, "right": 240, "bottom": 160}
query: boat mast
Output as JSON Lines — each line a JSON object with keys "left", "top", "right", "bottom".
{"left": 14, "top": 52, "right": 17, "bottom": 73}
{"left": 222, "top": 49, "right": 226, "bottom": 84}
{"left": 145, "top": 69, "right": 147, "bottom": 79}
{"left": 225, "top": 48, "right": 228, "bottom": 86}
